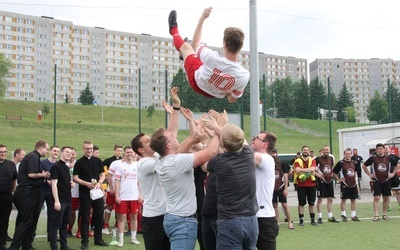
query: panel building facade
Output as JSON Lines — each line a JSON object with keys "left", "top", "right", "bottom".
{"left": 0, "top": 10, "right": 307, "bottom": 109}
{"left": 310, "top": 58, "right": 400, "bottom": 123}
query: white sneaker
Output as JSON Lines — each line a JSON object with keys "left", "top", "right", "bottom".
{"left": 117, "top": 239, "right": 124, "bottom": 247}
{"left": 130, "top": 238, "right": 140, "bottom": 245}
{"left": 102, "top": 227, "right": 111, "bottom": 235}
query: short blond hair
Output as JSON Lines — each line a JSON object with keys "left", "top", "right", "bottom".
{"left": 221, "top": 124, "right": 244, "bottom": 152}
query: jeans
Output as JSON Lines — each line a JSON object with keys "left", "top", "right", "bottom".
{"left": 49, "top": 202, "right": 71, "bottom": 250}
{"left": 163, "top": 213, "right": 198, "bottom": 250}
{"left": 202, "top": 215, "right": 217, "bottom": 250}
{"left": 256, "top": 217, "right": 279, "bottom": 250}
{"left": 216, "top": 215, "right": 258, "bottom": 250}
{"left": 141, "top": 215, "right": 170, "bottom": 250}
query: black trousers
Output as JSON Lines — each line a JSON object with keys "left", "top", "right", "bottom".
{"left": 78, "top": 192, "right": 104, "bottom": 244}
{"left": 9, "top": 186, "right": 42, "bottom": 250}
{"left": 49, "top": 202, "right": 71, "bottom": 250}
{"left": 39, "top": 189, "right": 54, "bottom": 239}
{"left": 256, "top": 217, "right": 279, "bottom": 250}
{"left": 201, "top": 215, "right": 217, "bottom": 250}
{"left": 141, "top": 215, "right": 170, "bottom": 250}
{"left": 0, "top": 192, "right": 13, "bottom": 246}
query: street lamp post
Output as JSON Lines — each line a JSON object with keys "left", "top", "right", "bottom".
{"left": 100, "top": 92, "right": 104, "bottom": 125}
{"left": 17, "top": 55, "right": 21, "bottom": 99}
{"left": 273, "top": 92, "right": 276, "bottom": 118}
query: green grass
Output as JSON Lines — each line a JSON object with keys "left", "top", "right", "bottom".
{"left": 6, "top": 200, "right": 400, "bottom": 250}
{"left": 0, "top": 99, "right": 368, "bottom": 158}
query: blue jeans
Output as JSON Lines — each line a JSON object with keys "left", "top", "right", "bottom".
{"left": 163, "top": 213, "right": 198, "bottom": 250}
{"left": 216, "top": 215, "right": 258, "bottom": 250}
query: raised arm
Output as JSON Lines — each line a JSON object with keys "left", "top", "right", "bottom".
{"left": 192, "top": 7, "right": 212, "bottom": 51}
{"left": 167, "top": 87, "right": 181, "bottom": 135}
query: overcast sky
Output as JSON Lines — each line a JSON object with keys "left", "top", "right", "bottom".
{"left": 1, "top": 0, "right": 400, "bottom": 64}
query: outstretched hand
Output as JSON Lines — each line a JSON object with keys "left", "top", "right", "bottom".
{"left": 170, "top": 87, "right": 181, "bottom": 107}
{"left": 162, "top": 100, "right": 173, "bottom": 115}
{"left": 216, "top": 110, "right": 228, "bottom": 127}
{"left": 202, "top": 7, "right": 213, "bottom": 19}
{"left": 181, "top": 107, "right": 194, "bottom": 121}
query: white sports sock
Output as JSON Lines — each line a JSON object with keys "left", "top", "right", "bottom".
{"left": 351, "top": 211, "right": 356, "bottom": 217}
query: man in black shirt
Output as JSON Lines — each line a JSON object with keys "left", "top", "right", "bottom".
{"left": 73, "top": 140, "right": 108, "bottom": 249}
{"left": 49, "top": 146, "right": 74, "bottom": 250}
{"left": 351, "top": 148, "right": 363, "bottom": 194}
{"left": 9, "top": 140, "right": 50, "bottom": 250}
{"left": 0, "top": 144, "right": 17, "bottom": 250}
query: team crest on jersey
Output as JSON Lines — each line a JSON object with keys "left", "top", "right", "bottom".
{"left": 347, "top": 169, "right": 355, "bottom": 176}
{"left": 377, "top": 163, "right": 387, "bottom": 172}
{"left": 323, "top": 165, "right": 331, "bottom": 173}
{"left": 275, "top": 171, "right": 279, "bottom": 180}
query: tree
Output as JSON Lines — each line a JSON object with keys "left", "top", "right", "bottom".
{"left": 271, "top": 78, "right": 295, "bottom": 118}
{"left": 344, "top": 106, "right": 357, "bottom": 123}
{"left": 146, "top": 104, "right": 155, "bottom": 120}
{"left": 367, "top": 91, "right": 388, "bottom": 124}
{"left": 0, "top": 53, "right": 13, "bottom": 98}
{"left": 309, "top": 77, "right": 327, "bottom": 119}
{"left": 384, "top": 82, "right": 400, "bottom": 123}
{"left": 64, "top": 92, "right": 71, "bottom": 104}
{"left": 78, "top": 84, "right": 95, "bottom": 105}
{"left": 41, "top": 103, "right": 50, "bottom": 118}
{"left": 337, "top": 83, "right": 354, "bottom": 121}
{"left": 292, "top": 78, "right": 310, "bottom": 119}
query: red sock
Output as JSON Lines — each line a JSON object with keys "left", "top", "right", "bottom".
{"left": 171, "top": 27, "right": 184, "bottom": 51}
{"left": 68, "top": 225, "right": 72, "bottom": 231}
{"left": 104, "top": 223, "right": 109, "bottom": 228}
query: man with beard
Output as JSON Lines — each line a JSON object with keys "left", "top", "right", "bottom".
{"left": 362, "top": 143, "right": 399, "bottom": 221}
{"left": 315, "top": 145, "right": 339, "bottom": 224}
{"left": 293, "top": 146, "right": 317, "bottom": 226}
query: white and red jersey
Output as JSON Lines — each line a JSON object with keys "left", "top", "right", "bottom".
{"left": 113, "top": 160, "right": 139, "bottom": 201}
{"left": 194, "top": 45, "right": 249, "bottom": 99}
{"left": 107, "top": 159, "right": 121, "bottom": 192}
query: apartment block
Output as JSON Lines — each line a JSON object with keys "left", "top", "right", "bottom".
{"left": 310, "top": 58, "right": 399, "bottom": 123}
{"left": 0, "top": 10, "right": 307, "bottom": 109}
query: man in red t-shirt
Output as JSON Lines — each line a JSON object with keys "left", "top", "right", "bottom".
{"left": 294, "top": 146, "right": 317, "bottom": 226}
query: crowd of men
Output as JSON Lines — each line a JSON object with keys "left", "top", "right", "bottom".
{"left": 2, "top": 88, "right": 400, "bottom": 250}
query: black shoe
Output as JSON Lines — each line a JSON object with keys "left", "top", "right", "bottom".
{"left": 299, "top": 220, "right": 304, "bottom": 226}
{"left": 61, "top": 247, "right": 76, "bottom": 250}
{"left": 67, "top": 230, "right": 73, "bottom": 237}
{"left": 80, "top": 243, "right": 88, "bottom": 250}
{"left": 328, "top": 217, "right": 340, "bottom": 223}
{"left": 124, "top": 230, "right": 131, "bottom": 236}
{"left": 168, "top": 10, "right": 178, "bottom": 34}
{"left": 6, "top": 235, "right": 12, "bottom": 242}
{"left": 318, "top": 217, "right": 323, "bottom": 224}
{"left": 311, "top": 221, "right": 318, "bottom": 226}
{"left": 94, "top": 239, "right": 108, "bottom": 246}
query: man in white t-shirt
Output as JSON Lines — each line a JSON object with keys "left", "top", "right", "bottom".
{"left": 168, "top": 7, "right": 250, "bottom": 103}
{"left": 149, "top": 114, "right": 224, "bottom": 250}
{"left": 113, "top": 147, "right": 141, "bottom": 247}
{"left": 251, "top": 131, "right": 279, "bottom": 249}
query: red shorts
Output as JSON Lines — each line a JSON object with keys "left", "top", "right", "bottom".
{"left": 184, "top": 54, "right": 213, "bottom": 98}
{"left": 71, "top": 197, "right": 80, "bottom": 210}
{"left": 116, "top": 200, "right": 141, "bottom": 214}
{"left": 106, "top": 192, "right": 116, "bottom": 205}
